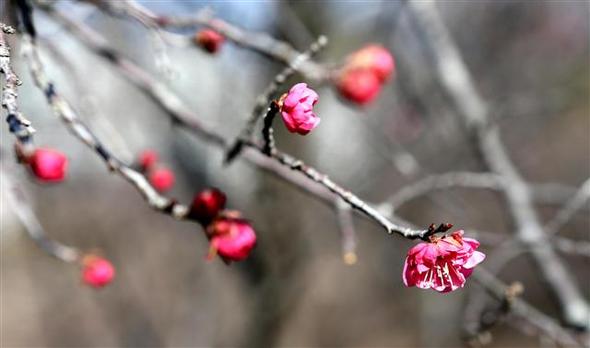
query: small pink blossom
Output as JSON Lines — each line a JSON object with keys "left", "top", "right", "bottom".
{"left": 195, "top": 29, "right": 225, "bottom": 54}
{"left": 403, "top": 230, "right": 485, "bottom": 293}
{"left": 149, "top": 167, "right": 175, "bottom": 192}
{"left": 138, "top": 149, "right": 159, "bottom": 170}
{"left": 82, "top": 256, "right": 115, "bottom": 288}
{"left": 29, "top": 148, "right": 68, "bottom": 182}
{"left": 206, "top": 213, "right": 256, "bottom": 262}
{"left": 348, "top": 44, "right": 396, "bottom": 82}
{"left": 279, "top": 83, "right": 320, "bottom": 135}
{"left": 337, "top": 69, "right": 382, "bottom": 105}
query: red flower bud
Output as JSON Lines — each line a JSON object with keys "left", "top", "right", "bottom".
{"left": 149, "top": 167, "right": 175, "bottom": 192}
{"left": 337, "top": 69, "right": 382, "bottom": 105}
{"left": 29, "top": 148, "right": 68, "bottom": 182}
{"left": 138, "top": 149, "right": 159, "bottom": 170}
{"left": 347, "top": 44, "right": 395, "bottom": 83}
{"left": 190, "top": 188, "right": 227, "bottom": 225}
{"left": 194, "top": 29, "right": 225, "bottom": 54}
{"left": 206, "top": 214, "right": 256, "bottom": 262}
{"left": 82, "top": 256, "right": 115, "bottom": 288}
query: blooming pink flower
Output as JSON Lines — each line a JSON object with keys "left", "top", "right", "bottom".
{"left": 29, "top": 148, "right": 68, "bottom": 182}
{"left": 138, "top": 149, "right": 159, "bottom": 170}
{"left": 195, "top": 29, "right": 225, "bottom": 53}
{"left": 348, "top": 44, "right": 396, "bottom": 82}
{"left": 82, "top": 256, "right": 115, "bottom": 288}
{"left": 279, "top": 83, "right": 320, "bottom": 135}
{"left": 403, "top": 230, "right": 485, "bottom": 293}
{"left": 190, "top": 188, "right": 227, "bottom": 225}
{"left": 337, "top": 69, "right": 382, "bottom": 105}
{"left": 149, "top": 167, "right": 175, "bottom": 192}
{"left": 206, "top": 214, "right": 256, "bottom": 262}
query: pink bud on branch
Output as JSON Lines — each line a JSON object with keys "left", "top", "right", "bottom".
{"left": 81, "top": 255, "right": 115, "bottom": 288}
{"left": 190, "top": 188, "right": 227, "bottom": 226}
{"left": 403, "top": 230, "right": 485, "bottom": 293}
{"left": 279, "top": 83, "right": 320, "bottom": 135}
{"left": 347, "top": 44, "right": 395, "bottom": 83}
{"left": 337, "top": 69, "right": 381, "bottom": 105}
{"left": 138, "top": 149, "right": 159, "bottom": 171}
{"left": 28, "top": 148, "right": 68, "bottom": 182}
{"left": 336, "top": 44, "right": 396, "bottom": 105}
{"left": 205, "top": 212, "right": 257, "bottom": 263}
{"left": 148, "top": 166, "right": 175, "bottom": 192}
{"left": 194, "top": 29, "right": 225, "bottom": 54}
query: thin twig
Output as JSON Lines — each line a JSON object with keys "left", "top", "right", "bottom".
{"left": 336, "top": 198, "right": 358, "bottom": 265}
{"left": 37, "top": 37, "right": 135, "bottom": 162}
{"left": 261, "top": 101, "right": 279, "bottom": 156}
{"left": 21, "top": 33, "right": 193, "bottom": 222}
{"left": 252, "top": 136, "right": 431, "bottom": 238}
{"left": 81, "top": 0, "right": 329, "bottom": 81}
{"left": 532, "top": 183, "right": 586, "bottom": 208}
{"left": 383, "top": 171, "right": 503, "bottom": 214}
{"left": 544, "top": 177, "right": 590, "bottom": 237}
{"left": 0, "top": 24, "right": 35, "bottom": 152}
{"left": 469, "top": 230, "right": 590, "bottom": 258}
{"left": 470, "top": 269, "right": 582, "bottom": 347}
{"left": 1, "top": 163, "right": 80, "bottom": 262}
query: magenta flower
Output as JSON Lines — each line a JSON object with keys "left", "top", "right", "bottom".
{"left": 279, "top": 83, "right": 320, "bottom": 135}
{"left": 403, "top": 230, "right": 485, "bottom": 293}
{"left": 206, "top": 213, "right": 257, "bottom": 262}
{"left": 348, "top": 44, "right": 396, "bottom": 83}
{"left": 29, "top": 148, "right": 68, "bottom": 183}
{"left": 82, "top": 255, "right": 115, "bottom": 289}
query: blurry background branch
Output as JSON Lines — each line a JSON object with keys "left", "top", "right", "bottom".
{"left": 408, "top": 0, "right": 589, "bottom": 330}
{"left": 1, "top": 161, "right": 80, "bottom": 262}
{"left": 0, "top": 24, "right": 35, "bottom": 152}
{"left": 79, "top": 0, "right": 330, "bottom": 81}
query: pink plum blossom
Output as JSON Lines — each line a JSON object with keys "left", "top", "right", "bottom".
{"left": 206, "top": 213, "right": 257, "bottom": 262}
{"left": 403, "top": 230, "right": 485, "bottom": 293}
{"left": 138, "top": 149, "right": 159, "bottom": 170}
{"left": 29, "top": 148, "right": 68, "bottom": 182}
{"left": 279, "top": 83, "right": 320, "bottom": 135}
{"left": 195, "top": 29, "right": 225, "bottom": 53}
{"left": 348, "top": 44, "right": 396, "bottom": 82}
{"left": 82, "top": 256, "right": 115, "bottom": 288}
{"left": 337, "top": 69, "right": 382, "bottom": 105}
{"left": 149, "top": 166, "right": 175, "bottom": 192}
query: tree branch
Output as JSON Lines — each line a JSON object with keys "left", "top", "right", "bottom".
{"left": 382, "top": 171, "right": 502, "bottom": 214}
{"left": 470, "top": 268, "right": 583, "bottom": 347}
{"left": 0, "top": 24, "right": 35, "bottom": 153}
{"left": 21, "top": 33, "right": 195, "bottom": 223}
{"left": 43, "top": 6, "right": 432, "bottom": 240}
{"left": 1, "top": 162, "right": 80, "bottom": 262}
{"left": 544, "top": 177, "right": 590, "bottom": 237}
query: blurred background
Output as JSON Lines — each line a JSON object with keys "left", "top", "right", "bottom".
{"left": 1, "top": 0, "right": 589, "bottom": 347}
